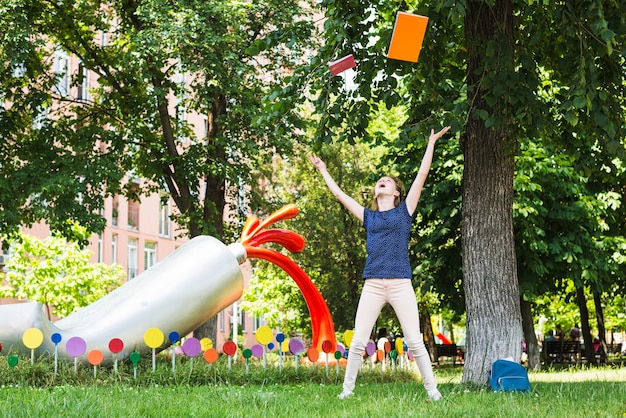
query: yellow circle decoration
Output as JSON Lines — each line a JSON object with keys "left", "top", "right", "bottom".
{"left": 343, "top": 330, "right": 354, "bottom": 347}
{"left": 201, "top": 337, "right": 213, "bottom": 350}
{"left": 143, "top": 328, "right": 164, "bottom": 349}
{"left": 395, "top": 337, "right": 404, "bottom": 355}
{"left": 23, "top": 328, "right": 44, "bottom": 349}
{"left": 255, "top": 326, "right": 273, "bottom": 345}
{"left": 280, "top": 340, "right": 289, "bottom": 353}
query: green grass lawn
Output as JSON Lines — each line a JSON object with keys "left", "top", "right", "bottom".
{"left": 1, "top": 357, "right": 625, "bottom": 418}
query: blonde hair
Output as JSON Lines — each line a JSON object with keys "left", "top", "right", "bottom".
{"left": 370, "top": 176, "right": 405, "bottom": 211}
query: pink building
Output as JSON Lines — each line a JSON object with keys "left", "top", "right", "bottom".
{"left": 0, "top": 41, "right": 265, "bottom": 353}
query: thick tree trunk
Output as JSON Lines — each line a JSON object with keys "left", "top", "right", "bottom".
{"left": 520, "top": 298, "right": 540, "bottom": 370}
{"left": 192, "top": 93, "right": 227, "bottom": 342}
{"left": 593, "top": 292, "right": 608, "bottom": 364}
{"left": 462, "top": 0, "right": 523, "bottom": 385}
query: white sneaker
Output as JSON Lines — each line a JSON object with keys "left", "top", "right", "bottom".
{"left": 337, "top": 390, "right": 353, "bottom": 399}
{"left": 427, "top": 389, "right": 442, "bottom": 401}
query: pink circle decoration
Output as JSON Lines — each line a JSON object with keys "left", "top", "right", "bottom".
{"left": 288, "top": 337, "right": 305, "bottom": 355}
{"left": 336, "top": 343, "right": 345, "bottom": 356}
{"left": 66, "top": 336, "right": 87, "bottom": 358}
{"left": 182, "top": 337, "right": 202, "bottom": 357}
{"left": 251, "top": 344, "right": 263, "bottom": 358}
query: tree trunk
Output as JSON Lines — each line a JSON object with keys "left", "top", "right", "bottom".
{"left": 192, "top": 92, "right": 227, "bottom": 342}
{"left": 520, "top": 298, "right": 540, "bottom": 370}
{"left": 420, "top": 305, "right": 436, "bottom": 363}
{"left": 576, "top": 287, "right": 596, "bottom": 365}
{"left": 593, "top": 292, "right": 608, "bottom": 364}
{"left": 462, "top": 0, "right": 523, "bottom": 385}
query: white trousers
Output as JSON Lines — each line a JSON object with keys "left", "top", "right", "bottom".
{"left": 342, "top": 278, "right": 437, "bottom": 393}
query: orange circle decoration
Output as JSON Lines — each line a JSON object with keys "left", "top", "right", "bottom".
{"left": 88, "top": 349, "right": 104, "bottom": 366}
{"left": 203, "top": 348, "right": 219, "bottom": 364}
{"left": 307, "top": 347, "right": 319, "bottom": 362}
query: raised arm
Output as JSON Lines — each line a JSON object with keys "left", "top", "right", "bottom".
{"left": 308, "top": 154, "right": 364, "bottom": 223}
{"left": 405, "top": 126, "right": 451, "bottom": 216}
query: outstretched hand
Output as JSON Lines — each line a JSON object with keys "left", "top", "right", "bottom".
{"left": 308, "top": 154, "right": 327, "bottom": 171}
{"left": 429, "top": 126, "right": 451, "bottom": 143}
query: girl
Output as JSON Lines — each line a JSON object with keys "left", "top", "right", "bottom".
{"left": 308, "top": 125, "right": 450, "bottom": 401}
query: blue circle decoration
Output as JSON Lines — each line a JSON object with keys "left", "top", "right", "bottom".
{"left": 51, "top": 333, "right": 62, "bottom": 344}
{"left": 169, "top": 331, "right": 180, "bottom": 343}
{"left": 267, "top": 342, "right": 275, "bottom": 350}
{"left": 276, "top": 333, "right": 285, "bottom": 343}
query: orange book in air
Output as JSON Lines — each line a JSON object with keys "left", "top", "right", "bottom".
{"left": 387, "top": 11, "right": 429, "bottom": 63}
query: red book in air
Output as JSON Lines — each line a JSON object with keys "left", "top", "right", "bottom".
{"left": 328, "top": 54, "right": 356, "bottom": 76}
{"left": 387, "top": 11, "right": 429, "bottom": 63}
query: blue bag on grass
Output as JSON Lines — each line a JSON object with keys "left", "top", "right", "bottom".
{"left": 489, "top": 359, "right": 531, "bottom": 392}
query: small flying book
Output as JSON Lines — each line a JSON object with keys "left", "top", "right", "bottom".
{"left": 387, "top": 11, "right": 429, "bottom": 63}
{"left": 328, "top": 54, "right": 356, "bottom": 76}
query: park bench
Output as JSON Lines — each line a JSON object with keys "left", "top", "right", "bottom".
{"left": 543, "top": 340, "right": 581, "bottom": 364}
{"left": 435, "top": 344, "right": 464, "bottom": 365}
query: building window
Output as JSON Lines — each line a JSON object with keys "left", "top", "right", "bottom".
{"left": 239, "top": 310, "right": 247, "bottom": 333}
{"left": 77, "top": 62, "right": 90, "bottom": 102}
{"left": 111, "top": 196, "right": 119, "bottom": 227}
{"left": 54, "top": 50, "right": 69, "bottom": 97}
{"left": 144, "top": 241, "right": 157, "bottom": 271}
{"left": 128, "top": 201, "right": 139, "bottom": 230}
{"left": 111, "top": 234, "right": 118, "bottom": 264}
{"left": 97, "top": 234, "right": 103, "bottom": 263}
{"left": 252, "top": 315, "right": 264, "bottom": 333}
{"left": 128, "top": 238, "right": 138, "bottom": 280}
{"left": 159, "top": 197, "right": 170, "bottom": 237}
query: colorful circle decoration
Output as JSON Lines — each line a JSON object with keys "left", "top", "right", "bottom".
{"left": 200, "top": 338, "right": 213, "bottom": 350}
{"left": 108, "top": 338, "right": 124, "bottom": 354}
{"left": 129, "top": 352, "right": 141, "bottom": 365}
{"left": 280, "top": 340, "right": 289, "bottom": 353}
{"left": 23, "top": 328, "right": 44, "bottom": 349}
{"left": 275, "top": 333, "right": 285, "bottom": 343}
{"left": 203, "top": 348, "right": 219, "bottom": 363}
{"left": 182, "top": 337, "right": 202, "bottom": 357}
{"left": 365, "top": 341, "right": 376, "bottom": 357}
{"left": 242, "top": 348, "right": 253, "bottom": 359}
{"left": 51, "top": 333, "right": 62, "bottom": 345}
{"left": 288, "top": 337, "right": 305, "bottom": 355}
{"left": 307, "top": 347, "right": 319, "bottom": 362}
{"left": 88, "top": 349, "right": 104, "bottom": 366}
{"left": 321, "top": 340, "right": 334, "bottom": 354}
{"left": 343, "top": 330, "right": 354, "bottom": 347}
{"left": 250, "top": 344, "right": 263, "bottom": 358}
{"left": 66, "top": 336, "right": 87, "bottom": 357}
{"left": 0, "top": 342, "right": 2, "bottom": 353}
{"left": 255, "top": 326, "right": 273, "bottom": 345}
{"left": 336, "top": 343, "right": 345, "bottom": 356}
{"left": 267, "top": 342, "right": 275, "bottom": 350}
{"left": 144, "top": 328, "right": 164, "bottom": 349}
{"left": 8, "top": 355, "right": 18, "bottom": 367}
{"left": 168, "top": 332, "right": 180, "bottom": 344}
{"left": 223, "top": 340, "right": 237, "bottom": 356}
{"left": 334, "top": 350, "right": 342, "bottom": 360}
{"left": 395, "top": 337, "right": 404, "bottom": 355}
